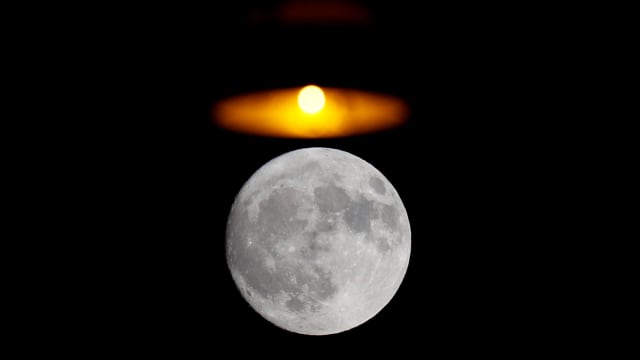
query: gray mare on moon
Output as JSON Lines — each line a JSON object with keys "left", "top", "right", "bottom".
{"left": 226, "top": 147, "right": 411, "bottom": 335}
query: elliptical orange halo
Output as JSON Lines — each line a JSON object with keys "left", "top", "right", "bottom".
{"left": 213, "top": 85, "right": 408, "bottom": 138}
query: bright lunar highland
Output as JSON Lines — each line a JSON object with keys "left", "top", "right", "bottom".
{"left": 226, "top": 147, "right": 411, "bottom": 335}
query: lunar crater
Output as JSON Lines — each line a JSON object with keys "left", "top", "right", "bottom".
{"left": 313, "top": 184, "right": 350, "bottom": 213}
{"left": 369, "top": 176, "right": 386, "bottom": 195}
{"left": 343, "top": 195, "right": 376, "bottom": 234}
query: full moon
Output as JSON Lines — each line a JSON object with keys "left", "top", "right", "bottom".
{"left": 226, "top": 147, "right": 411, "bottom": 335}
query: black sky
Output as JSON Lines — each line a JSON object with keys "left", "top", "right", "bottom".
{"left": 80, "top": 1, "right": 595, "bottom": 354}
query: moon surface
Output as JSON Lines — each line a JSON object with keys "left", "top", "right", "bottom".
{"left": 226, "top": 147, "right": 411, "bottom": 335}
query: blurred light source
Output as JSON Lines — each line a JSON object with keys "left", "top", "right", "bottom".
{"left": 213, "top": 85, "right": 408, "bottom": 138}
{"left": 298, "top": 85, "right": 325, "bottom": 114}
{"left": 213, "top": 2, "right": 409, "bottom": 139}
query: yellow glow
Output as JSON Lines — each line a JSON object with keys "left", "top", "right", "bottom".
{"left": 214, "top": 86, "right": 409, "bottom": 138}
{"left": 298, "top": 85, "right": 325, "bottom": 114}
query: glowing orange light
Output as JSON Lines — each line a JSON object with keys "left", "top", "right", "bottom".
{"left": 298, "top": 85, "right": 325, "bottom": 114}
{"left": 214, "top": 85, "right": 408, "bottom": 138}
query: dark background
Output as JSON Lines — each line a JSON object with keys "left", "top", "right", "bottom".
{"left": 72, "top": 1, "right": 598, "bottom": 355}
